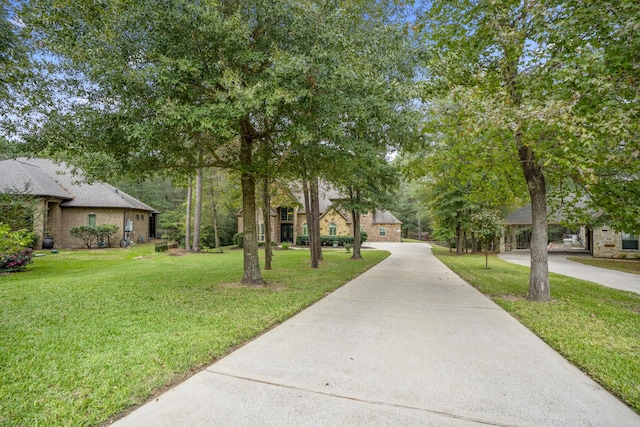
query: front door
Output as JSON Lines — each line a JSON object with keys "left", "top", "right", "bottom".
{"left": 281, "top": 224, "right": 293, "bottom": 243}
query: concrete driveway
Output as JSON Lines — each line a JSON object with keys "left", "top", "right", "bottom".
{"left": 113, "top": 242, "right": 639, "bottom": 426}
{"left": 498, "top": 251, "right": 640, "bottom": 295}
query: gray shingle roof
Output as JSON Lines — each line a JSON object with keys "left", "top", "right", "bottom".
{"left": 0, "top": 158, "right": 72, "bottom": 199}
{"left": 0, "top": 158, "right": 157, "bottom": 212}
{"left": 372, "top": 209, "right": 402, "bottom": 224}
{"left": 504, "top": 205, "right": 563, "bottom": 225}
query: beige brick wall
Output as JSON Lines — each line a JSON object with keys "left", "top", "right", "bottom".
{"left": 57, "top": 207, "right": 150, "bottom": 248}
{"left": 359, "top": 211, "right": 401, "bottom": 242}
{"left": 368, "top": 224, "right": 402, "bottom": 242}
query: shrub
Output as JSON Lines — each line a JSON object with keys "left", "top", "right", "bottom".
{"left": 232, "top": 232, "right": 244, "bottom": 248}
{"left": 70, "top": 224, "right": 120, "bottom": 248}
{"left": 0, "top": 224, "right": 35, "bottom": 272}
{"left": 96, "top": 224, "right": 119, "bottom": 247}
{"left": 281, "top": 242, "right": 290, "bottom": 250}
{"left": 0, "top": 249, "right": 34, "bottom": 272}
{"left": 70, "top": 225, "right": 97, "bottom": 248}
{"left": 360, "top": 230, "right": 368, "bottom": 243}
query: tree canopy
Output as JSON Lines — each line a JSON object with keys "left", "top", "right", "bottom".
{"left": 11, "top": 0, "right": 420, "bottom": 283}
{"left": 414, "top": 0, "right": 640, "bottom": 301}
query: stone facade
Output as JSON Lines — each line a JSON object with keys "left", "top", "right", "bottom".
{"left": 319, "top": 207, "right": 352, "bottom": 237}
{"left": 592, "top": 227, "right": 640, "bottom": 259}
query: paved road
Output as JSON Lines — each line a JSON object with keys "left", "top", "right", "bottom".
{"left": 499, "top": 251, "right": 640, "bottom": 295}
{"left": 113, "top": 242, "right": 639, "bottom": 426}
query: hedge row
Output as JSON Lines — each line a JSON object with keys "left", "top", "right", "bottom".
{"left": 69, "top": 224, "right": 120, "bottom": 248}
{"left": 232, "top": 231, "right": 368, "bottom": 248}
{"left": 296, "top": 231, "right": 368, "bottom": 247}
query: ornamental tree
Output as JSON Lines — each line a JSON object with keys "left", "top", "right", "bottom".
{"left": 469, "top": 210, "right": 504, "bottom": 269}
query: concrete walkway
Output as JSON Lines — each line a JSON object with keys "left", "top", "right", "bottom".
{"left": 113, "top": 242, "right": 639, "bottom": 426}
{"left": 498, "top": 251, "right": 640, "bottom": 295}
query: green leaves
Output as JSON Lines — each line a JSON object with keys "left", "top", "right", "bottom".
{"left": 469, "top": 209, "right": 504, "bottom": 244}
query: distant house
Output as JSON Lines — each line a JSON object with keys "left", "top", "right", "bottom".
{"left": 502, "top": 204, "right": 640, "bottom": 258}
{"left": 237, "top": 185, "right": 402, "bottom": 244}
{"left": 501, "top": 205, "right": 574, "bottom": 252}
{"left": 0, "top": 158, "right": 158, "bottom": 248}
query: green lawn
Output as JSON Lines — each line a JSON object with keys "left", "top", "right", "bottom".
{"left": 0, "top": 245, "right": 389, "bottom": 426}
{"left": 431, "top": 245, "right": 640, "bottom": 413}
{"left": 568, "top": 256, "right": 640, "bottom": 275}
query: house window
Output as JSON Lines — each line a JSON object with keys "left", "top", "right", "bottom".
{"left": 329, "top": 222, "right": 337, "bottom": 236}
{"left": 302, "top": 222, "right": 308, "bottom": 235}
{"left": 135, "top": 214, "right": 140, "bottom": 220}
{"left": 280, "top": 207, "right": 294, "bottom": 221}
{"left": 379, "top": 226, "right": 386, "bottom": 237}
{"left": 621, "top": 232, "right": 639, "bottom": 250}
{"left": 360, "top": 226, "right": 365, "bottom": 233}
{"left": 88, "top": 214, "right": 96, "bottom": 227}
{"left": 258, "top": 223, "right": 265, "bottom": 242}
{"left": 141, "top": 215, "right": 144, "bottom": 221}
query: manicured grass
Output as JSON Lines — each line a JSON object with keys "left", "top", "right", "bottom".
{"left": 0, "top": 245, "right": 389, "bottom": 426}
{"left": 431, "top": 245, "right": 640, "bottom": 413}
{"left": 568, "top": 256, "right": 640, "bottom": 275}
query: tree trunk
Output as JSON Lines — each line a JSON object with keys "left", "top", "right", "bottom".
{"left": 351, "top": 208, "right": 363, "bottom": 260}
{"left": 455, "top": 218, "right": 463, "bottom": 255}
{"left": 240, "top": 132, "right": 264, "bottom": 286}
{"left": 303, "top": 178, "right": 319, "bottom": 268}
{"left": 212, "top": 202, "right": 220, "bottom": 249}
{"left": 185, "top": 176, "right": 192, "bottom": 250}
{"left": 485, "top": 248, "right": 488, "bottom": 269}
{"left": 519, "top": 145, "right": 550, "bottom": 301}
{"left": 262, "top": 177, "right": 272, "bottom": 270}
{"left": 310, "top": 177, "right": 323, "bottom": 261}
{"left": 192, "top": 167, "right": 203, "bottom": 252}
{"left": 208, "top": 174, "right": 221, "bottom": 249}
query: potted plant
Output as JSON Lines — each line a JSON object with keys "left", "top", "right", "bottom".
{"left": 42, "top": 229, "right": 54, "bottom": 249}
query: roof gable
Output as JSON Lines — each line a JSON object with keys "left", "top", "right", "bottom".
{"left": 319, "top": 206, "right": 351, "bottom": 224}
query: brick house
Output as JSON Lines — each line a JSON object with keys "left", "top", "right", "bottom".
{"left": 237, "top": 185, "right": 402, "bottom": 244}
{"left": 0, "top": 158, "right": 158, "bottom": 248}
{"left": 502, "top": 204, "right": 639, "bottom": 258}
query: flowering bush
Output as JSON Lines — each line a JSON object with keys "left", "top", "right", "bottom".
{"left": 0, "top": 224, "right": 35, "bottom": 272}
{"left": 0, "top": 249, "right": 34, "bottom": 272}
